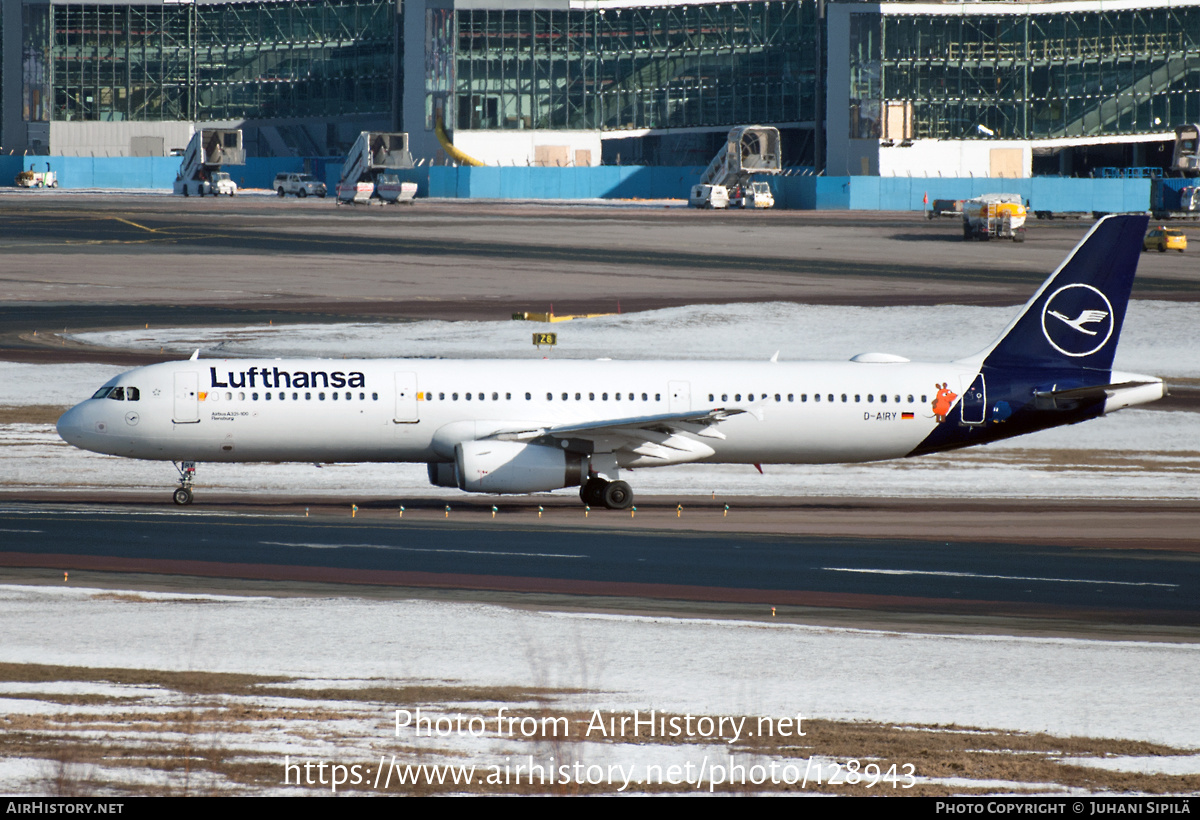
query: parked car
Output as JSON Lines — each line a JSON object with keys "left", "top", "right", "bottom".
{"left": 274, "top": 173, "right": 327, "bottom": 198}
{"left": 1143, "top": 226, "right": 1187, "bottom": 253}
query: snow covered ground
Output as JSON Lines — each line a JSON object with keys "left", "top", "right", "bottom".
{"left": 0, "top": 583, "right": 1197, "bottom": 795}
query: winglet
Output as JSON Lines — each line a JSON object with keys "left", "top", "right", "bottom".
{"left": 770, "top": 350, "right": 779, "bottom": 363}
{"left": 189, "top": 349, "right": 200, "bottom": 361}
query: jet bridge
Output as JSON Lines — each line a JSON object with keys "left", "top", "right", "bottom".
{"left": 173, "top": 130, "right": 244, "bottom": 197}
{"left": 689, "top": 125, "right": 781, "bottom": 209}
{"left": 337, "top": 132, "right": 417, "bottom": 205}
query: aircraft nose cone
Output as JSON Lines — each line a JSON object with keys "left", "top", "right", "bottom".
{"left": 56, "top": 404, "right": 87, "bottom": 447}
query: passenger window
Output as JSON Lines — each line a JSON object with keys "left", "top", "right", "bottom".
{"left": 239, "top": 392, "right": 246, "bottom": 401}
{"left": 721, "top": 394, "right": 728, "bottom": 402}
{"left": 305, "top": 392, "right": 311, "bottom": 400}
{"left": 815, "top": 394, "right": 821, "bottom": 402}
{"left": 127, "top": 387, "right": 140, "bottom": 401}
{"left": 602, "top": 393, "right": 608, "bottom": 400}
{"left": 505, "top": 393, "right": 511, "bottom": 400}
{"left": 280, "top": 392, "right": 285, "bottom": 400}
{"left": 466, "top": 393, "right": 472, "bottom": 401}
{"left": 547, "top": 392, "right": 553, "bottom": 401}
{"left": 841, "top": 394, "right": 847, "bottom": 403}
{"left": 791, "top": 394, "right": 796, "bottom": 402}
{"left": 361, "top": 393, "right": 366, "bottom": 400}
{"left": 628, "top": 393, "right": 634, "bottom": 401}
{"left": 265, "top": 392, "right": 271, "bottom": 401}
{"left": 492, "top": 392, "right": 499, "bottom": 401}
{"left": 642, "top": 393, "right": 648, "bottom": 401}
{"left": 525, "top": 392, "right": 531, "bottom": 400}
{"left": 921, "top": 394, "right": 927, "bottom": 403}
{"left": 868, "top": 395, "right": 874, "bottom": 402}
{"left": 319, "top": 392, "right": 325, "bottom": 400}
{"left": 895, "top": 395, "right": 901, "bottom": 403}
{"left": 589, "top": 393, "right": 595, "bottom": 401}
{"left": 332, "top": 392, "right": 338, "bottom": 400}
{"left": 372, "top": 393, "right": 378, "bottom": 400}
{"left": 855, "top": 395, "right": 861, "bottom": 402}
{"left": 709, "top": 394, "right": 714, "bottom": 402}
{"left": 655, "top": 393, "right": 661, "bottom": 401}
{"left": 562, "top": 393, "right": 568, "bottom": 401}
{"left": 478, "top": 393, "right": 484, "bottom": 401}
{"left": 881, "top": 394, "right": 887, "bottom": 403}
{"left": 735, "top": 394, "right": 741, "bottom": 402}
{"left": 575, "top": 393, "right": 581, "bottom": 400}
{"left": 346, "top": 392, "right": 351, "bottom": 400}
{"left": 453, "top": 393, "right": 459, "bottom": 400}
{"left": 907, "top": 395, "right": 914, "bottom": 403}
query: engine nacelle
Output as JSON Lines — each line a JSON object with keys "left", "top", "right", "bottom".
{"left": 427, "top": 461, "right": 457, "bottom": 488}
{"left": 454, "top": 440, "right": 582, "bottom": 494}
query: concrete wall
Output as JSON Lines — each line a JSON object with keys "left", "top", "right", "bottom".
{"left": 49, "top": 122, "right": 197, "bottom": 157}
{"left": 452, "top": 131, "right": 603, "bottom": 167}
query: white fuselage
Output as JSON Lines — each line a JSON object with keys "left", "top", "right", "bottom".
{"left": 57, "top": 357, "right": 988, "bottom": 467}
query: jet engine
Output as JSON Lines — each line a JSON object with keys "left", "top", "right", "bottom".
{"left": 453, "top": 440, "right": 582, "bottom": 494}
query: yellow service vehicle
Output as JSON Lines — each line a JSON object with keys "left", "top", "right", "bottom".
{"left": 1143, "top": 226, "right": 1187, "bottom": 253}
{"left": 962, "top": 193, "right": 1027, "bottom": 242}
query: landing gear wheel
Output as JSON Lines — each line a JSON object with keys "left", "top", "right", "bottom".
{"left": 602, "top": 480, "right": 633, "bottom": 510}
{"left": 581, "top": 476, "right": 607, "bottom": 506}
{"left": 173, "top": 487, "right": 193, "bottom": 506}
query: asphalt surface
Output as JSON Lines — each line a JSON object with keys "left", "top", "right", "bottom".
{"left": 1, "top": 505, "right": 1194, "bottom": 627}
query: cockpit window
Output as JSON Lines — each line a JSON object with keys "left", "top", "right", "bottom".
{"left": 91, "top": 386, "right": 114, "bottom": 399}
{"left": 107, "top": 387, "right": 125, "bottom": 401}
{"left": 126, "top": 387, "right": 139, "bottom": 401}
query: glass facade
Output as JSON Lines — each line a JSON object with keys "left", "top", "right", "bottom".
{"left": 445, "top": 0, "right": 818, "bottom": 132}
{"left": 851, "top": 5, "right": 1200, "bottom": 141}
{"left": 25, "top": 0, "right": 394, "bottom": 123}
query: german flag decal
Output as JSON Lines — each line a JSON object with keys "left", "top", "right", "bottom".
{"left": 901, "top": 412, "right": 915, "bottom": 420}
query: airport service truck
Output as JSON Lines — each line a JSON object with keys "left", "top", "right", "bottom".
{"left": 173, "top": 130, "right": 244, "bottom": 197}
{"left": 962, "top": 193, "right": 1027, "bottom": 242}
{"left": 336, "top": 132, "right": 416, "bottom": 205}
{"left": 688, "top": 126, "right": 780, "bottom": 209}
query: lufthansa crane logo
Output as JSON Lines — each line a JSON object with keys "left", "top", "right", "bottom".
{"left": 1041, "top": 284, "right": 1114, "bottom": 357}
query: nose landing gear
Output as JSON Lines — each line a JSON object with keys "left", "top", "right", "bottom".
{"left": 172, "top": 461, "right": 196, "bottom": 505}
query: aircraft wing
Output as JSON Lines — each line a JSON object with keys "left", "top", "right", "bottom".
{"left": 491, "top": 408, "right": 748, "bottom": 464}
{"left": 499, "top": 407, "right": 746, "bottom": 441}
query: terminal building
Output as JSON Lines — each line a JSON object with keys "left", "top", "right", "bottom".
{"left": 1, "top": 0, "right": 1198, "bottom": 177}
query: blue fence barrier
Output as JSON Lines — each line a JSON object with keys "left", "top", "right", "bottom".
{"left": 0, "top": 155, "right": 1155, "bottom": 213}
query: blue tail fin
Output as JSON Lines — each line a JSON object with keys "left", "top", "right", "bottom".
{"left": 973, "top": 214, "right": 1148, "bottom": 372}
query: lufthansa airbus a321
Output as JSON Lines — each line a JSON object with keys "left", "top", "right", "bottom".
{"left": 57, "top": 214, "right": 1165, "bottom": 509}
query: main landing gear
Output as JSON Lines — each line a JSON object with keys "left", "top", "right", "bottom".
{"left": 580, "top": 476, "right": 634, "bottom": 510}
{"left": 172, "top": 461, "right": 196, "bottom": 505}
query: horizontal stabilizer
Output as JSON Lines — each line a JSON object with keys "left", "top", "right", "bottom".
{"left": 1033, "top": 381, "right": 1160, "bottom": 402}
